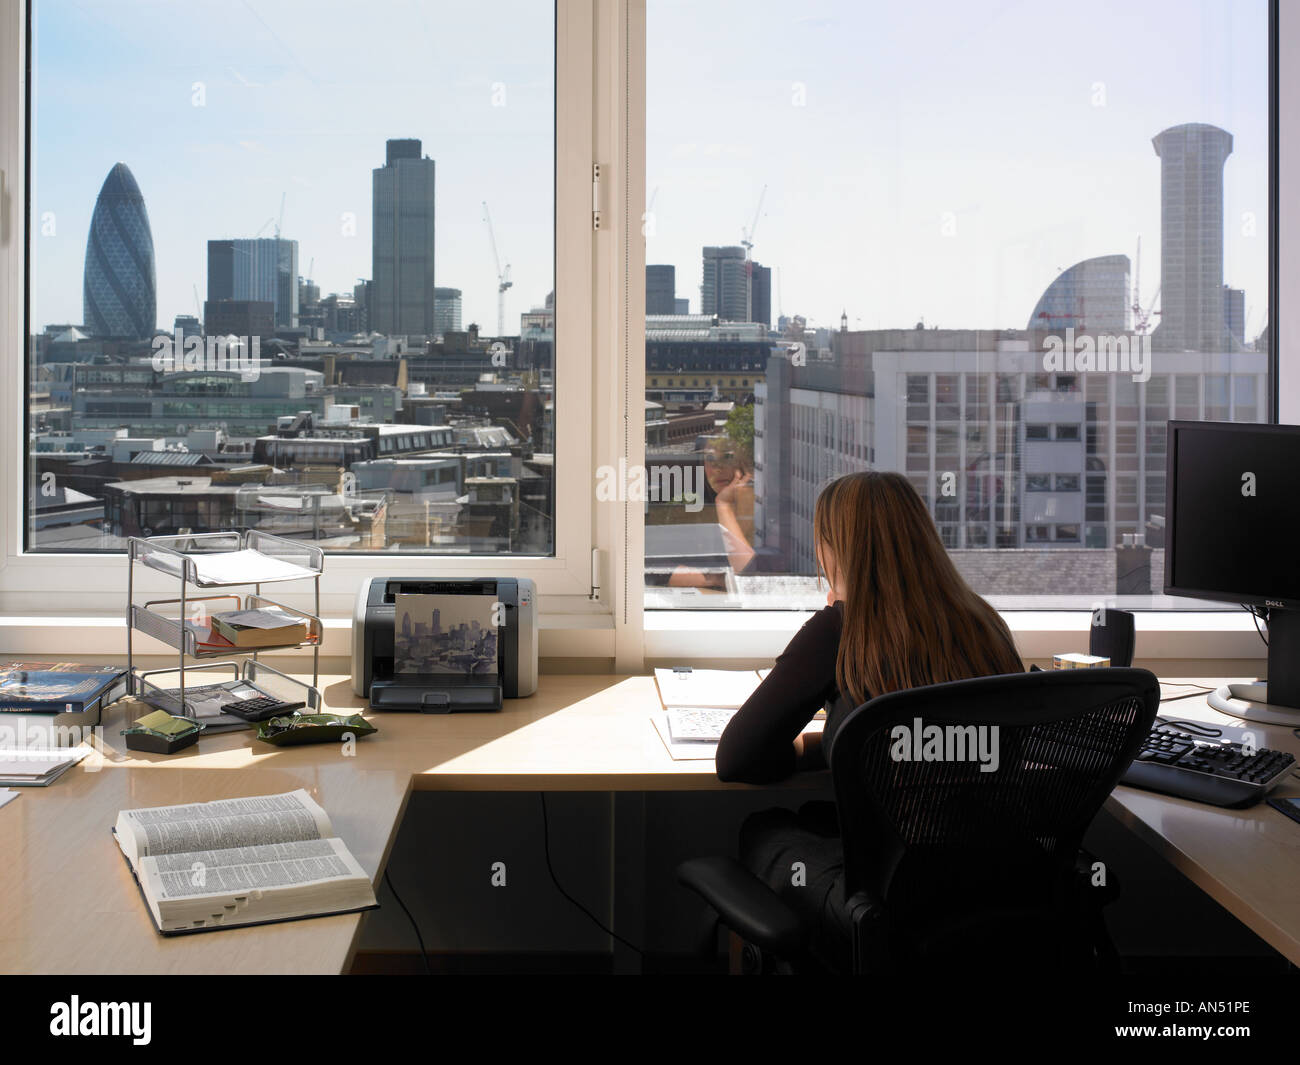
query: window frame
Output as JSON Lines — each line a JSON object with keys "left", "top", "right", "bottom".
{"left": 2, "top": 0, "right": 616, "bottom": 624}
{"left": 2, "top": 0, "right": 1297, "bottom": 670}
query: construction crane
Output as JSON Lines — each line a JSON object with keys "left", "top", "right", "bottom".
{"left": 741, "top": 185, "right": 767, "bottom": 260}
{"left": 275, "top": 192, "right": 286, "bottom": 239}
{"left": 1131, "top": 237, "right": 1161, "bottom": 335}
{"left": 482, "top": 201, "right": 512, "bottom": 336}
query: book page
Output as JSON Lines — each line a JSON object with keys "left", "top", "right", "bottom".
{"left": 117, "top": 789, "right": 334, "bottom": 864}
{"left": 141, "top": 838, "right": 367, "bottom": 900}
{"left": 653, "top": 668, "right": 763, "bottom": 709}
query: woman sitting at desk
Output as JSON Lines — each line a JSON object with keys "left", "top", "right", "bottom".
{"left": 714, "top": 471, "right": 1022, "bottom": 962}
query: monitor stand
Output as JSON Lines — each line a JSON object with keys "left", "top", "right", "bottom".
{"left": 1207, "top": 608, "right": 1300, "bottom": 726}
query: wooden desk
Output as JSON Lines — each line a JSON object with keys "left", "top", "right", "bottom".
{"left": 11, "top": 672, "right": 1298, "bottom": 974}
{"left": 0, "top": 675, "right": 821, "bottom": 975}
{"left": 1106, "top": 679, "right": 1300, "bottom": 966}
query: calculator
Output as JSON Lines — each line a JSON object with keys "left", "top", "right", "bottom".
{"left": 221, "top": 695, "right": 306, "bottom": 722}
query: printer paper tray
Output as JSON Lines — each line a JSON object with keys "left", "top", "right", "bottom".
{"left": 369, "top": 680, "right": 502, "bottom": 713}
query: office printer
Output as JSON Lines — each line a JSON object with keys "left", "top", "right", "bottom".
{"left": 352, "top": 577, "right": 537, "bottom": 712}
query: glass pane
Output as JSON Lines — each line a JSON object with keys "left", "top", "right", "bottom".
{"left": 645, "top": 0, "right": 1270, "bottom": 609}
{"left": 27, "top": 1, "right": 555, "bottom": 554}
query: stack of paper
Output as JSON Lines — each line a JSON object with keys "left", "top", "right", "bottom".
{"left": 653, "top": 667, "right": 763, "bottom": 710}
{"left": 0, "top": 745, "right": 92, "bottom": 787}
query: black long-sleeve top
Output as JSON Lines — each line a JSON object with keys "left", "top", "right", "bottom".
{"left": 715, "top": 603, "right": 853, "bottom": 784}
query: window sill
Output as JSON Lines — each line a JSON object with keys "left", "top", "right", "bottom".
{"left": 643, "top": 609, "right": 1267, "bottom": 666}
{"left": 0, "top": 612, "right": 617, "bottom": 661}
{"left": 0, "top": 609, "right": 1266, "bottom": 668}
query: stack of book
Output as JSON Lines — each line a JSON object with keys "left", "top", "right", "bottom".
{"left": 0, "top": 661, "right": 130, "bottom": 747}
{"left": 207, "top": 607, "right": 309, "bottom": 649}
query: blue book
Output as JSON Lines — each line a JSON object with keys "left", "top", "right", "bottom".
{"left": 0, "top": 661, "right": 129, "bottom": 715}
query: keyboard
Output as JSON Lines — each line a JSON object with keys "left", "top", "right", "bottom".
{"left": 221, "top": 695, "right": 306, "bottom": 722}
{"left": 666, "top": 708, "right": 736, "bottom": 743}
{"left": 1120, "top": 721, "right": 1297, "bottom": 808}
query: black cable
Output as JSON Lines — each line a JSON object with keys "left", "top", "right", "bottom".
{"left": 384, "top": 869, "right": 432, "bottom": 975}
{"left": 538, "top": 792, "right": 644, "bottom": 957}
{"left": 1157, "top": 683, "right": 1216, "bottom": 703}
{"left": 1155, "top": 717, "right": 1222, "bottom": 738}
{"left": 1245, "top": 604, "right": 1269, "bottom": 647}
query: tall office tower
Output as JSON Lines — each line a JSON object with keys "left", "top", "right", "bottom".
{"left": 1026, "top": 254, "right": 1131, "bottom": 334}
{"left": 701, "top": 246, "right": 750, "bottom": 322}
{"left": 1223, "top": 285, "right": 1246, "bottom": 343}
{"left": 750, "top": 262, "right": 772, "bottom": 330}
{"left": 674, "top": 297, "right": 690, "bottom": 315}
{"left": 1151, "top": 123, "right": 1234, "bottom": 352}
{"left": 298, "top": 277, "right": 324, "bottom": 334}
{"left": 646, "top": 265, "right": 677, "bottom": 314}
{"left": 83, "top": 163, "right": 156, "bottom": 339}
{"left": 354, "top": 280, "right": 371, "bottom": 333}
{"left": 207, "top": 238, "right": 299, "bottom": 329}
{"left": 434, "top": 287, "right": 463, "bottom": 334}
{"left": 372, "top": 138, "right": 437, "bottom": 337}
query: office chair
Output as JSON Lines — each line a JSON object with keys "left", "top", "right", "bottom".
{"left": 678, "top": 667, "right": 1159, "bottom": 974}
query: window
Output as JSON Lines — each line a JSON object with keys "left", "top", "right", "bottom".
{"left": 25, "top": 0, "right": 560, "bottom": 559}
{"left": 6, "top": 0, "right": 612, "bottom": 627}
{"left": 4, "top": 0, "right": 1290, "bottom": 649}
{"left": 645, "top": 0, "right": 1272, "bottom": 611}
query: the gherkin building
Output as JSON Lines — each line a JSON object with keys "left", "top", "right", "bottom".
{"left": 83, "top": 163, "right": 156, "bottom": 339}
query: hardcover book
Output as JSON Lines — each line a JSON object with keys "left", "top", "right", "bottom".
{"left": 113, "top": 789, "right": 378, "bottom": 935}
{"left": 0, "top": 662, "right": 129, "bottom": 714}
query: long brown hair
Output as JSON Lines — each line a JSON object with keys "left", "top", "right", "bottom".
{"left": 813, "top": 471, "right": 1022, "bottom": 706}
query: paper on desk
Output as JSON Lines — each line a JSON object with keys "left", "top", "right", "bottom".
{"left": 653, "top": 668, "right": 762, "bottom": 709}
{"left": 0, "top": 745, "right": 90, "bottom": 777}
{"left": 0, "top": 788, "right": 16, "bottom": 809}
{"left": 649, "top": 714, "right": 824, "bottom": 762}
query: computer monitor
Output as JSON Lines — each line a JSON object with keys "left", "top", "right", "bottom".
{"left": 1165, "top": 420, "right": 1300, "bottom": 724}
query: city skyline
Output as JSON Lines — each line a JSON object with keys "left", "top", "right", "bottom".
{"left": 29, "top": 1, "right": 1269, "bottom": 339}
{"left": 29, "top": 0, "right": 554, "bottom": 333}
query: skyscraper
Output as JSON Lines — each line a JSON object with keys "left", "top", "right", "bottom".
{"left": 1026, "top": 254, "right": 1132, "bottom": 334}
{"left": 750, "top": 262, "right": 771, "bottom": 330}
{"left": 701, "top": 246, "right": 749, "bottom": 322}
{"left": 207, "top": 238, "right": 299, "bottom": 330}
{"left": 646, "top": 265, "right": 676, "bottom": 314}
{"left": 372, "top": 138, "right": 437, "bottom": 336}
{"left": 1223, "top": 285, "right": 1246, "bottom": 344}
{"left": 83, "top": 163, "right": 156, "bottom": 339}
{"left": 1151, "top": 123, "right": 1234, "bottom": 352}
{"left": 434, "top": 287, "right": 463, "bottom": 334}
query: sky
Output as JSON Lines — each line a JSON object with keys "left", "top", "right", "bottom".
{"left": 646, "top": 0, "right": 1271, "bottom": 333}
{"left": 30, "top": 0, "right": 555, "bottom": 332}
{"left": 30, "top": 0, "right": 1270, "bottom": 338}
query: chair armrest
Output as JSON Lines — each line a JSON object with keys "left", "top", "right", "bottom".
{"left": 676, "top": 856, "right": 806, "bottom": 957}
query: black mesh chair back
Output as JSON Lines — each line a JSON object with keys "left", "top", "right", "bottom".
{"left": 829, "top": 667, "right": 1159, "bottom": 967}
